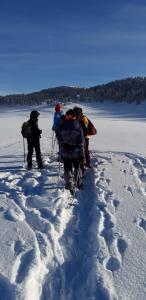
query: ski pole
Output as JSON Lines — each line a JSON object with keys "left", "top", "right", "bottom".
{"left": 58, "top": 158, "right": 61, "bottom": 183}
{"left": 51, "top": 131, "right": 56, "bottom": 155}
{"left": 23, "top": 137, "right": 26, "bottom": 163}
{"left": 53, "top": 136, "right": 56, "bottom": 154}
{"left": 51, "top": 130, "right": 54, "bottom": 150}
{"left": 51, "top": 131, "right": 54, "bottom": 155}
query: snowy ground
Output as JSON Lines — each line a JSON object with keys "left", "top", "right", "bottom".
{"left": 0, "top": 101, "right": 146, "bottom": 300}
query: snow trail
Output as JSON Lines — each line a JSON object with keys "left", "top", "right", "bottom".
{"left": 0, "top": 151, "right": 146, "bottom": 299}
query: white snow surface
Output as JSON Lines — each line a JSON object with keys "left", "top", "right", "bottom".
{"left": 0, "top": 101, "right": 146, "bottom": 300}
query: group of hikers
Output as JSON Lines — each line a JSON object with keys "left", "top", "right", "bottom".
{"left": 21, "top": 103, "right": 97, "bottom": 194}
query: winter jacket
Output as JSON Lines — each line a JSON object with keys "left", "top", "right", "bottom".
{"left": 59, "top": 118, "right": 85, "bottom": 159}
{"left": 52, "top": 111, "right": 64, "bottom": 130}
{"left": 79, "top": 114, "right": 90, "bottom": 138}
{"left": 27, "top": 118, "right": 42, "bottom": 141}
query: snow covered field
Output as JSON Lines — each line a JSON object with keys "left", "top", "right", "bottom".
{"left": 0, "top": 101, "right": 146, "bottom": 300}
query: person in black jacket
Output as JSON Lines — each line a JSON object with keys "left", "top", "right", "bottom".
{"left": 27, "top": 110, "right": 43, "bottom": 169}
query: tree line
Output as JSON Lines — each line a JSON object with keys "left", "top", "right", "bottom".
{"left": 0, "top": 77, "right": 146, "bottom": 106}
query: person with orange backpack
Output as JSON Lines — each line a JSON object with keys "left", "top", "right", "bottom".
{"left": 73, "top": 106, "right": 97, "bottom": 168}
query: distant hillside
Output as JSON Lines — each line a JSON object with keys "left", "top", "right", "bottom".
{"left": 0, "top": 77, "right": 146, "bottom": 106}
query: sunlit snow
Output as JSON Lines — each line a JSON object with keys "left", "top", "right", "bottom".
{"left": 0, "top": 101, "right": 146, "bottom": 300}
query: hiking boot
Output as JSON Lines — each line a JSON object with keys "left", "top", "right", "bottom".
{"left": 38, "top": 164, "right": 44, "bottom": 169}
{"left": 77, "top": 182, "right": 82, "bottom": 189}
{"left": 64, "top": 171, "right": 74, "bottom": 187}
{"left": 57, "top": 155, "right": 63, "bottom": 162}
{"left": 86, "top": 164, "right": 92, "bottom": 168}
{"left": 27, "top": 165, "right": 32, "bottom": 170}
{"left": 70, "top": 189, "right": 74, "bottom": 195}
{"left": 65, "top": 184, "right": 74, "bottom": 195}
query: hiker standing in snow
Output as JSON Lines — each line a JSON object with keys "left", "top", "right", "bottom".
{"left": 73, "top": 106, "right": 91, "bottom": 168}
{"left": 59, "top": 109, "right": 85, "bottom": 194}
{"left": 23, "top": 110, "right": 43, "bottom": 169}
{"left": 52, "top": 103, "right": 64, "bottom": 144}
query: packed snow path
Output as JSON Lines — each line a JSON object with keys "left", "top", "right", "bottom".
{"left": 0, "top": 151, "right": 146, "bottom": 300}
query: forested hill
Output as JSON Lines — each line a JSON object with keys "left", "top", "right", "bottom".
{"left": 0, "top": 77, "right": 146, "bottom": 106}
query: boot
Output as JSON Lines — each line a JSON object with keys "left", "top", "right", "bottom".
{"left": 74, "top": 168, "right": 82, "bottom": 189}
{"left": 64, "top": 171, "right": 74, "bottom": 193}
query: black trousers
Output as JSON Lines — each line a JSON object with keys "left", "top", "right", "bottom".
{"left": 84, "top": 138, "right": 90, "bottom": 166}
{"left": 27, "top": 139, "right": 42, "bottom": 168}
{"left": 63, "top": 157, "right": 81, "bottom": 172}
{"left": 63, "top": 157, "right": 83, "bottom": 189}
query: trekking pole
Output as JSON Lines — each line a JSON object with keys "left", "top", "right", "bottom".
{"left": 51, "top": 131, "right": 54, "bottom": 155}
{"left": 23, "top": 137, "right": 26, "bottom": 163}
{"left": 51, "top": 131, "right": 54, "bottom": 150}
{"left": 53, "top": 136, "right": 56, "bottom": 154}
{"left": 51, "top": 131, "right": 56, "bottom": 155}
{"left": 58, "top": 158, "right": 61, "bottom": 183}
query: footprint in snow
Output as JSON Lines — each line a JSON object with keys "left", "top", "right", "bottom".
{"left": 112, "top": 199, "right": 120, "bottom": 210}
{"left": 117, "top": 238, "right": 128, "bottom": 256}
{"left": 14, "top": 240, "right": 26, "bottom": 256}
{"left": 106, "top": 178, "right": 111, "bottom": 184}
{"left": 138, "top": 218, "right": 146, "bottom": 233}
{"left": 16, "top": 249, "right": 35, "bottom": 284}
{"left": 4, "top": 207, "right": 25, "bottom": 222}
{"left": 0, "top": 274, "right": 15, "bottom": 300}
{"left": 124, "top": 186, "right": 133, "bottom": 196}
{"left": 36, "top": 232, "right": 47, "bottom": 256}
{"left": 106, "top": 256, "right": 121, "bottom": 272}
{"left": 39, "top": 207, "right": 56, "bottom": 222}
{"left": 105, "top": 191, "right": 113, "bottom": 202}
{"left": 100, "top": 211, "right": 115, "bottom": 244}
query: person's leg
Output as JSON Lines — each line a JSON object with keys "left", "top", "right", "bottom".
{"left": 73, "top": 158, "right": 82, "bottom": 188}
{"left": 85, "top": 138, "right": 91, "bottom": 167}
{"left": 34, "top": 140, "right": 43, "bottom": 168}
{"left": 63, "top": 158, "right": 74, "bottom": 191}
{"left": 27, "top": 141, "right": 33, "bottom": 169}
{"left": 55, "top": 128, "right": 61, "bottom": 160}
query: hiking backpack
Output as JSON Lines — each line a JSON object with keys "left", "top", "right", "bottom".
{"left": 21, "top": 121, "right": 32, "bottom": 139}
{"left": 87, "top": 118, "right": 97, "bottom": 135}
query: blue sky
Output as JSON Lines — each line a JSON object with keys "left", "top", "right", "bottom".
{"left": 0, "top": 0, "right": 146, "bottom": 95}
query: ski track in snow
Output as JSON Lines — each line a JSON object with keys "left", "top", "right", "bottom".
{"left": 0, "top": 151, "right": 146, "bottom": 299}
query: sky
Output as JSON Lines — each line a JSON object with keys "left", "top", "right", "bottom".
{"left": 1, "top": 0, "right": 146, "bottom": 95}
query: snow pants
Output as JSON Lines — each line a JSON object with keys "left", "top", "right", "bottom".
{"left": 84, "top": 138, "right": 90, "bottom": 167}
{"left": 63, "top": 157, "right": 82, "bottom": 190}
{"left": 27, "top": 138, "right": 43, "bottom": 168}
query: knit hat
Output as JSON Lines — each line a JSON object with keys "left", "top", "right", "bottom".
{"left": 30, "top": 110, "right": 40, "bottom": 119}
{"left": 73, "top": 106, "right": 82, "bottom": 117}
{"left": 66, "top": 109, "right": 76, "bottom": 117}
{"left": 55, "top": 103, "right": 62, "bottom": 112}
